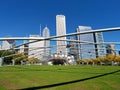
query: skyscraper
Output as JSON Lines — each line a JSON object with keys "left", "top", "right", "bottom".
{"left": 2, "top": 37, "right": 16, "bottom": 50}
{"left": 56, "top": 15, "right": 67, "bottom": 55}
{"left": 76, "top": 26, "right": 96, "bottom": 60}
{"left": 42, "top": 26, "right": 50, "bottom": 58}
{"left": 28, "top": 35, "right": 44, "bottom": 60}
{"left": 94, "top": 32, "right": 105, "bottom": 57}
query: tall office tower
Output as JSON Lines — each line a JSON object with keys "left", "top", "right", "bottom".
{"left": 2, "top": 37, "right": 16, "bottom": 50}
{"left": 42, "top": 26, "right": 50, "bottom": 60}
{"left": 76, "top": 26, "right": 96, "bottom": 60}
{"left": 94, "top": 32, "right": 105, "bottom": 57}
{"left": 106, "top": 44, "right": 116, "bottom": 55}
{"left": 29, "top": 35, "right": 44, "bottom": 60}
{"left": 56, "top": 15, "right": 67, "bottom": 55}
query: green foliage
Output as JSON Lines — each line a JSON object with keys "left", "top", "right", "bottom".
{"left": 0, "top": 50, "right": 14, "bottom": 64}
{"left": 0, "top": 50, "right": 14, "bottom": 57}
{"left": 12, "top": 53, "right": 27, "bottom": 64}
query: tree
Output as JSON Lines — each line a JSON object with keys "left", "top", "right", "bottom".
{"left": 76, "top": 59, "right": 82, "bottom": 65}
{"left": 27, "top": 57, "right": 40, "bottom": 64}
{"left": 114, "top": 55, "right": 120, "bottom": 65}
{"left": 104, "top": 54, "right": 116, "bottom": 65}
{"left": 12, "top": 53, "right": 27, "bottom": 64}
{"left": 92, "top": 58, "right": 99, "bottom": 65}
{"left": 95, "top": 57, "right": 106, "bottom": 65}
{"left": 0, "top": 50, "right": 14, "bottom": 64}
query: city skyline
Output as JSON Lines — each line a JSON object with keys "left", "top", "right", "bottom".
{"left": 0, "top": 0, "right": 120, "bottom": 50}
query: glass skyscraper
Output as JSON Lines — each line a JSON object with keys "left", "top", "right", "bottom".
{"left": 76, "top": 26, "right": 96, "bottom": 60}
{"left": 94, "top": 32, "right": 105, "bottom": 57}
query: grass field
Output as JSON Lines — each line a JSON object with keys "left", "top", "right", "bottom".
{"left": 0, "top": 65, "right": 120, "bottom": 90}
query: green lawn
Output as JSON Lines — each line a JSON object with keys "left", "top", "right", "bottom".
{"left": 0, "top": 65, "right": 120, "bottom": 90}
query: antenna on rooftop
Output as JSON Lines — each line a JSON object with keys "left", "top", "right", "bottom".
{"left": 40, "top": 24, "right": 42, "bottom": 36}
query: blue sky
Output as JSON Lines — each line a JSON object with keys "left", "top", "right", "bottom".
{"left": 0, "top": 0, "right": 120, "bottom": 47}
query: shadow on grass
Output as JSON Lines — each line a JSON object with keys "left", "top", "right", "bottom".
{"left": 19, "top": 69, "right": 120, "bottom": 90}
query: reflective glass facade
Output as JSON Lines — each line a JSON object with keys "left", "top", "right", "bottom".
{"left": 76, "top": 26, "right": 96, "bottom": 60}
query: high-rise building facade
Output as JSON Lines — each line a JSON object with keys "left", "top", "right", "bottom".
{"left": 106, "top": 44, "right": 116, "bottom": 55}
{"left": 76, "top": 26, "right": 96, "bottom": 60}
{"left": 94, "top": 32, "right": 105, "bottom": 57}
{"left": 69, "top": 37, "right": 78, "bottom": 60}
{"left": 42, "top": 26, "right": 50, "bottom": 60}
{"left": 56, "top": 15, "right": 67, "bottom": 55}
{"left": 19, "top": 40, "right": 28, "bottom": 56}
{"left": 28, "top": 35, "right": 44, "bottom": 60}
{"left": 2, "top": 37, "right": 16, "bottom": 50}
